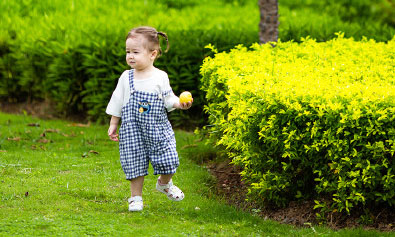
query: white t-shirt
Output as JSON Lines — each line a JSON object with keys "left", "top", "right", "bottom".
{"left": 106, "top": 69, "right": 179, "bottom": 117}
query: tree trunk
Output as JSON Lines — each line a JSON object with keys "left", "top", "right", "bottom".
{"left": 258, "top": 0, "right": 279, "bottom": 44}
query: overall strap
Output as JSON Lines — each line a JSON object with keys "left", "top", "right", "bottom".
{"left": 129, "top": 69, "right": 135, "bottom": 92}
{"left": 162, "top": 90, "right": 172, "bottom": 98}
{"left": 158, "top": 89, "right": 173, "bottom": 100}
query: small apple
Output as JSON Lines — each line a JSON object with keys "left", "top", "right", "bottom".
{"left": 179, "top": 91, "right": 193, "bottom": 103}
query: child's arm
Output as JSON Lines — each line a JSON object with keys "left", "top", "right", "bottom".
{"left": 108, "top": 116, "right": 120, "bottom": 141}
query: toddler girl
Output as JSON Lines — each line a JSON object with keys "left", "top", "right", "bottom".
{"left": 106, "top": 26, "right": 193, "bottom": 211}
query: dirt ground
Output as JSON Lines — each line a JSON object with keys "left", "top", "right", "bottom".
{"left": 207, "top": 160, "right": 395, "bottom": 232}
{"left": 0, "top": 101, "right": 85, "bottom": 122}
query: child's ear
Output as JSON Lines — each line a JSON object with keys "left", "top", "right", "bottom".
{"left": 151, "top": 50, "right": 158, "bottom": 60}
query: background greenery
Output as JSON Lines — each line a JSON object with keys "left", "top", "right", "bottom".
{"left": 1, "top": 0, "right": 394, "bottom": 126}
{"left": 1, "top": 0, "right": 394, "bottom": 232}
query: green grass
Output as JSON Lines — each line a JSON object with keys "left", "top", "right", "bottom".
{"left": 0, "top": 112, "right": 392, "bottom": 236}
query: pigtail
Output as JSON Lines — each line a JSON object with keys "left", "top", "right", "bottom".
{"left": 126, "top": 26, "right": 169, "bottom": 59}
{"left": 157, "top": 32, "right": 169, "bottom": 53}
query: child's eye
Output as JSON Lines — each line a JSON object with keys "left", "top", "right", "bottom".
{"left": 133, "top": 51, "right": 139, "bottom": 54}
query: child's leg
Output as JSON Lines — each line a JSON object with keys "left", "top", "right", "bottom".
{"left": 130, "top": 176, "right": 144, "bottom": 197}
{"left": 128, "top": 176, "right": 144, "bottom": 211}
{"left": 158, "top": 173, "right": 173, "bottom": 185}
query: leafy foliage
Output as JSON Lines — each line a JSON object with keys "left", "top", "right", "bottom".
{"left": 200, "top": 34, "right": 395, "bottom": 215}
{"left": 0, "top": 0, "right": 394, "bottom": 125}
{"left": 0, "top": 0, "right": 258, "bottom": 125}
{"left": 280, "top": 0, "right": 395, "bottom": 27}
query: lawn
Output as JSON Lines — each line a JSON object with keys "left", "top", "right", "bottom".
{"left": 0, "top": 112, "right": 391, "bottom": 236}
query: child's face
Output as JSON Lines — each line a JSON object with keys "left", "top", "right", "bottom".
{"left": 125, "top": 36, "right": 157, "bottom": 70}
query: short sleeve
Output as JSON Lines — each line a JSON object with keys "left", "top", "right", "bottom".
{"left": 162, "top": 72, "right": 179, "bottom": 112}
{"left": 106, "top": 71, "right": 129, "bottom": 117}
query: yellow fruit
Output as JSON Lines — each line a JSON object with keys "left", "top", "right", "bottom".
{"left": 179, "top": 91, "right": 193, "bottom": 103}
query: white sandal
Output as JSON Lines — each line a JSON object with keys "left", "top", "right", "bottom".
{"left": 128, "top": 196, "right": 143, "bottom": 212}
{"left": 156, "top": 178, "right": 184, "bottom": 201}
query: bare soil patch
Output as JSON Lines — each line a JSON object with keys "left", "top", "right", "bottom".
{"left": 207, "top": 160, "right": 395, "bottom": 232}
{"left": 0, "top": 101, "right": 85, "bottom": 122}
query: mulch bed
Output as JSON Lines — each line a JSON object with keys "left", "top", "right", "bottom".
{"left": 207, "top": 160, "right": 395, "bottom": 232}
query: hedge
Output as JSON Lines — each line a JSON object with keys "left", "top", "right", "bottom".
{"left": 280, "top": 0, "right": 395, "bottom": 27}
{"left": 200, "top": 34, "right": 395, "bottom": 215}
{"left": 0, "top": 0, "right": 394, "bottom": 126}
{"left": 0, "top": 0, "right": 258, "bottom": 126}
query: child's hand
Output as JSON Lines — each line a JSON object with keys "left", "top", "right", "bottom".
{"left": 175, "top": 99, "right": 193, "bottom": 110}
{"left": 108, "top": 124, "right": 119, "bottom": 141}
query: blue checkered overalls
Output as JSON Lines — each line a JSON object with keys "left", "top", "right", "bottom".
{"left": 119, "top": 70, "right": 179, "bottom": 180}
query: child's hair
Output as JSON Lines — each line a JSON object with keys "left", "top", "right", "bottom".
{"left": 126, "top": 26, "right": 169, "bottom": 58}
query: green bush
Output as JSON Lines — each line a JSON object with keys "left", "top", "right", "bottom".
{"left": 200, "top": 35, "right": 395, "bottom": 215}
{"left": 279, "top": 7, "right": 395, "bottom": 42}
{"left": 280, "top": 0, "right": 395, "bottom": 27}
{"left": 0, "top": 0, "right": 259, "bottom": 124}
{"left": 0, "top": 0, "right": 394, "bottom": 125}
{"left": 0, "top": 39, "right": 23, "bottom": 101}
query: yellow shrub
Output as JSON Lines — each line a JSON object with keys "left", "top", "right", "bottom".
{"left": 200, "top": 34, "right": 395, "bottom": 213}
